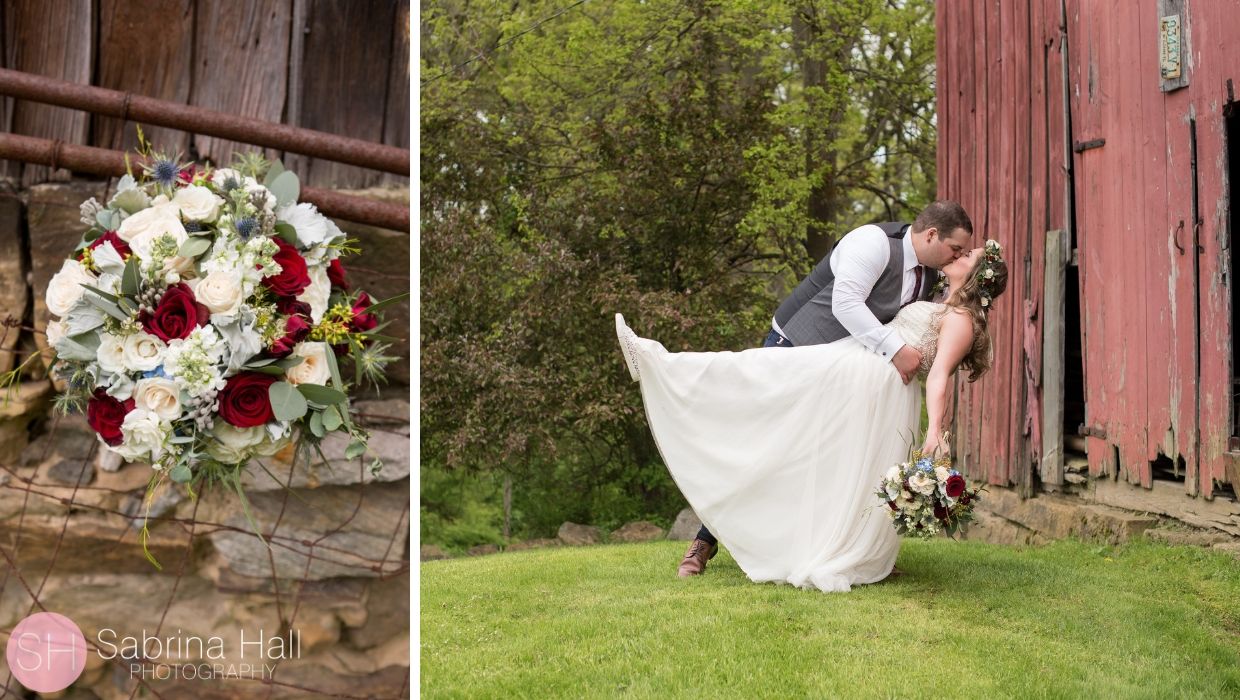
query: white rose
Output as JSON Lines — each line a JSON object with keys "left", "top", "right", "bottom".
{"left": 934, "top": 466, "right": 952, "bottom": 484}
{"left": 161, "top": 254, "right": 198, "bottom": 283}
{"left": 113, "top": 409, "right": 169, "bottom": 463}
{"left": 133, "top": 377, "right": 182, "bottom": 422}
{"left": 45, "top": 319, "right": 67, "bottom": 348}
{"left": 884, "top": 466, "right": 902, "bottom": 482}
{"left": 194, "top": 270, "right": 245, "bottom": 315}
{"left": 285, "top": 342, "right": 331, "bottom": 386}
{"left": 118, "top": 205, "right": 187, "bottom": 260}
{"left": 297, "top": 264, "right": 331, "bottom": 324}
{"left": 908, "top": 472, "right": 937, "bottom": 496}
{"left": 278, "top": 202, "right": 329, "bottom": 247}
{"left": 171, "top": 185, "right": 223, "bottom": 223}
{"left": 122, "top": 332, "right": 166, "bottom": 372}
{"left": 206, "top": 422, "right": 268, "bottom": 463}
{"left": 45, "top": 259, "right": 98, "bottom": 317}
{"left": 96, "top": 333, "right": 128, "bottom": 374}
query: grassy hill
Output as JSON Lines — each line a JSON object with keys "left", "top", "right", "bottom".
{"left": 421, "top": 538, "right": 1240, "bottom": 698}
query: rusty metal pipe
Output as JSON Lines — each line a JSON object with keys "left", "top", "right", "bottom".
{"left": 0, "top": 67, "right": 409, "bottom": 176}
{"left": 0, "top": 133, "right": 410, "bottom": 232}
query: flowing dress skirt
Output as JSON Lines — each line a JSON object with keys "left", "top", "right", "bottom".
{"left": 617, "top": 314, "right": 917, "bottom": 592}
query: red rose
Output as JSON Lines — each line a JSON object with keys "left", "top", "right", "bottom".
{"left": 945, "top": 474, "right": 966, "bottom": 499}
{"left": 887, "top": 500, "right": 898, "bottom": 511}
{"left": 261, "top": 238, "right": 311, "bottom": 298}
{"left": 78, "top": 231, "right": 132, "bottom": 262}
{"left": 87, "top": 389, "right": 135, "bottom": 446}
{"left": 327, "top": 258, "right": 349, "bottom": 290}
{"left": 276, "top": 298, "right": 312, "bottom": 317}
{"left": 139, "top": 283, "right": 209, "bottom": 341}
{"left": 349, "top": 292, "right": 378, "bottom": 334}
{"left": 933, "top": 503, "right": 948, "bottom": 521}
{"left": 270, "top": 313, "right": 312, "bottom": 358}
{"left": 218, "top": 372, "right": 278, "bottom": 428}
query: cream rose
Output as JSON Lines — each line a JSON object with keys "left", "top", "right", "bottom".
{"left": 122, "top": 331, "right": 166, "bottom": 372}
{"left": 908, "top": 471, "right": 937, "bottom": 496}
{"left": 117, "top": 204, "right": 187, "bottom": 260}
{"left": 171, "top": 184, "right": 223, "bottom": 223}
{"left": 96, "top": 333, "right": 128, "bottom": 374}
{"left": 133, "top": 377, "right": 182, "bottom": 422}
{"left": 296, "top": 264, "right": 331, "bottom": 323}
{"left": 206, "top": 422, "right": 268, "bottom": 463}
{"left": 194, "top": 270, "right": 245, "bottom": 315}
{"left": 285, "top": 342, "right": 331, "bottom": 386}
{"left": 45, "top": 259, "right": 98, "bottom": 317}
{"left": 45, "top": 318, "right": 67, "bottom": 348}
{"left": 113, "top": 409, "right": 169, "bottom": 463}
{"left": 934, "top": 466, "right": 952, "bottom": 484}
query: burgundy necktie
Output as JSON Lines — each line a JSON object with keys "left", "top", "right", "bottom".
{"left": 910, "top": 266, "right": 923, "bottom": 304}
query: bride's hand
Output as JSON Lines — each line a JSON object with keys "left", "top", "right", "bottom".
{"left": 919, "top": 435, "right": 940, "bottom": 457}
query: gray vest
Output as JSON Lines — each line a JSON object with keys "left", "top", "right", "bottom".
{"left": 774, "top": 222, "right": 938, "bottom": 346}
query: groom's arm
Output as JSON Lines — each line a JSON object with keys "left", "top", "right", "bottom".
{"left": 830, "top": 226, "right": 908, "bottom": 360}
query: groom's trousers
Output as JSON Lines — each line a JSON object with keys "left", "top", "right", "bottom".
{"left": 693, "top": 327, "right": 794, "bottom": 547}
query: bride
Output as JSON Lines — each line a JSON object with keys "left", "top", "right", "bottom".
{"left": 616, "top": 241, "right": 1008, "bottom": 592}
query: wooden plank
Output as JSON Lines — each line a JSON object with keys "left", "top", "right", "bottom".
{"left": 986, "top": 0, "right": 1009, "bottom": 487}
{"left": 6, "top": 0, "right": 93, "bottom": 187}
{"left": 289, "top": 0, "right": 397, "bottom": 189}
{"left": 1011, "top": 0, "right": 1033, "bottom": 494}
{"left": 380, "top": 0, "right": 410, "bottom": 187}
{"left": 189, "top": 0, "right": 293, "bottom": 167}
{"left": 93, "top": 0, "right": 194, "bottom": 155}
{"left": 1042, "top": 228, "right": 1067, "bottom": 485}
{"left": 1087, "top": 478, "right": 1240, "bottom": 537}
{"left": 1189, "top": 0, "right": 1238, "bottom": 498}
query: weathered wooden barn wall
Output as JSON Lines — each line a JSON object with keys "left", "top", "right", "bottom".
{"left": 939, "top": 1, "right": 1240, "bottom": 504}
{"left": 0, "top": 0, "right": 410, "bottom": 190}
{"left": 937, "top": 0, "right": 1068, "bottom": 495}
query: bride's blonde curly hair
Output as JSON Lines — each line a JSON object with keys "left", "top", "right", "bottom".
{"left": 944, "top": 241, "right": 1008, "bottom": 382}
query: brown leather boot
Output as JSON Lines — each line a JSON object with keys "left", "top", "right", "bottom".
{"left": 677, "top": 538, "right": 719, "bottom": 577}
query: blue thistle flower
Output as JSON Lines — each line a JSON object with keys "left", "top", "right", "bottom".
{"left": 235, "top": 217, "right": 258, "bottom": 239}
{"left": 220, "top": 175, "right": 242, "bottom": 193}
{"left": 185, "top": 221, "right": 204, "bottom": 233}
{"left": 152, "top": 159, "right": 179, "bottom": 187}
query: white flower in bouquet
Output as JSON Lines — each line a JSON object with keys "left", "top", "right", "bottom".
{"left": 46, "top": 259, "right": 98, "bottom": 317}
{"left": 121, "top": 332, "right": 167, "bottom": 372}
{"left": 96, "top": 332, "right": 129, "bottom": 374}
{"left": 285, "top": 342, "right": 331, "bottom": 386}
{"left": 91, "top": 239, "right": 128, "bottom": 276}
{"left": 118, "top": 203, "right": 187, "bottom": 260}
{"left": 884, "top": 465, "right": 902, "bottom": 482}
{"left": 45, "top": 318, "right": 67, "bottom": 348}
{"left": 171, "top": 184, "right": 224, "bottom": 223}
{"left": 114, "top": 409, "right": 171, "bottom": 463}
{"left": 193, "top": 270, "right": 246, "bottom": 316}
{"left": 133, "top": 377, "right": 183, "bottom": 422}
{"left": 934, "top": 466, "right": 951, "bottom": 484}
{"left": 163, "top": 326, "right": 227, "bottom": 396}
{"left": 908, "top": 471, "right": 937, "bottom": 496}
{"left": 297, "top": 264, "right": 331, "bottom": 323}
{"left": 278, "top": 202, "right": 330, "bottom": 247}
{"left": 206, "top": 422, "right": 268, "bottom": 463}
{"left": 212, "top": 169, "right": 275, "bottom": 213}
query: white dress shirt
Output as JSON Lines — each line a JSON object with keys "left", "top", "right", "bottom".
{"left": 773, "top": 224, "right": 923, "bottom": 358}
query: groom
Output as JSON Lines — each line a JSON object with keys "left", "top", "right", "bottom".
{"left": 677, "top": 199, "right": 974, "bottom": 577}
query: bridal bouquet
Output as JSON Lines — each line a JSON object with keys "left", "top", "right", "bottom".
{"left": 875, "top": 448, "right": 984, "bottom": 540}
{"left": 40, "top": 134, "right": 401, "bottom": 563}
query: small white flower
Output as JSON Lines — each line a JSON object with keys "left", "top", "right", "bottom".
{"left": 278, "top": 202, "right": 329, "bottom": 247}
{"left": 984, "top": 268, "right": 995, "bottom": 279}
{"left": 118, "top": 204, "right": 187, "bottom": 260}
{"left": 981, "top": 297, "right": 990, "bottom": 308}
{"left": 133, "top": 377, "right": 182, "bottom": 422}
{"left": 96, "top": 332, "right": 128, "bottom": 374}
{"left": 206, "top": 422, "right": 268, "bottom": 463}
{"left": 113, "top": 409, "right": 170, "bottom": 463}
{"left": 884, "top": 466, "right": 902, "bottom": 482}
{"left": 934, "top": 466, "right": 952, "bottom": 484}
{"left": 285, "top": 342, "right": 332, "bottom": 386}
{"left": 121, "top": 331, "right": 166, "bottom": 372}
{"left": 46, "top": 259, "right": 98, "bottom": 317}
{"left": 171, "top": 184, "right": 224, "bottom": 223}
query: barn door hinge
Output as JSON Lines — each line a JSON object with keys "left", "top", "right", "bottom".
{"left": 1077, "top": 423, "right": 1108, "bottom": 439}
{"left": 1072, "top": 138, "right": 1106, "bottom": 153}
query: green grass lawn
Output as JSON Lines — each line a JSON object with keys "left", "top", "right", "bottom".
{"left": 421, "top": 538, "right": 1240, "bottom": 699}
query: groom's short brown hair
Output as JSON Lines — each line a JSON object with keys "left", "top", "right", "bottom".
{"left": 913, "top": 200, "right": 973, "bottom": 238}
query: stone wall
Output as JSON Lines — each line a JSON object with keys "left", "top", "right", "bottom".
{"left": 0, "top": 181, "right": 411, "bottom": 698}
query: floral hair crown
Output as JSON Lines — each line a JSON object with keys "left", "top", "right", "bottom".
{"left": 976, "top": 239, "right": 1004, "bottom": 308}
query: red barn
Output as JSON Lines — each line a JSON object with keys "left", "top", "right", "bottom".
{"left": 937, "top": 0, "right": 1240, "bottom": 530}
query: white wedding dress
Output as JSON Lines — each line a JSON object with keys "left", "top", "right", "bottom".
{"left": 616, "top": 301, "right": 947, "bottom": 592}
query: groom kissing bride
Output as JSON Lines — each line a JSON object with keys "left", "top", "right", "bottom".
{"left": 617, "top": 200, "right": 1009, "bottom": 592}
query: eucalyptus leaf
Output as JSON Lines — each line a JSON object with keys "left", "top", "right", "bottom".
{"left": 322, "top": 405, "right": 343, "bottom": 432}
{"left": 55, "top": 333, "right": 100, "bottom": 361}
{"left": 242, "top": 357, "right": 279, "bottom": 369}
{"left": 169, "top": 464, "right": 192, "bottom": 483}
{"left": 179, "top": 236, "right": 212, "bottom": 258}
{"left": 80, "top": 284, "right": 120, "bottom": 303}
{"left": 296, "top": 383, "right": 347, "bottom": 406}
{"left": 268, "top": 381, "right": 308, "bottom": 421}
{"left": 118, "top": 297, "right": 138, "bottom": 315}
{"left": 249, "top": 365, "right": 288, "bottom": 376}
{"left": 95, "top": 209, "right": 120, "bottom": 230}
{"left": 82, "top": 293, "right": 128, "bottom": 321}
{"left": 344, "top": 439, "right": 367, "bottom": 460}
{"left": 121, "top": 257, "right": 142, "bottom": 297}
{"left": 274, "top": 355, "right": 305, "bottom": 370}
{"left": 267, "top": 170, "right": 300, "bottom": 208}
{"left": 273, "top": 222, "right": 299, "bottom": 246}
{"left": 309, "top": 410, "right": 325, "bottom": 438}
{"left": 263, "top": 159, "right": 286, "bottom": 186}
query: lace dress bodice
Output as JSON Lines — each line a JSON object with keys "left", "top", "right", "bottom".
{"left": 887, "top": 301, "right": 948, "bottom": 379}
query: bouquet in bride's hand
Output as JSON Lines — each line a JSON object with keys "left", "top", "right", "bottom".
{"left": 875, "top": 443, "right": 985, "bottom": 540}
